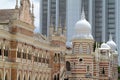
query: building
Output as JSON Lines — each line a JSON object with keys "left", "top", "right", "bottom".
{"left": 40, "top": 0, "right": 66, "bottom": 36}
{"left": 65, "top": 9, "right": 118, "bottom": 80}
{"left": 67, "top": 0, "right": 120, "bottom": 65}
{"left": 0, "top": 0, "right": 118, "bottom": 80}
{"left": 0, "top": 0, "right": 67, "bottom": 80}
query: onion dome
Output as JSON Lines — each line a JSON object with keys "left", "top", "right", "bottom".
{"left": 101, "top": 43, "right": 110, "bottom": 49}
{"left": 106, "top": 34, "right": 117, "bottom": 51}
{"left": 74, "top": 8, "right": 93, "bottom": 39}
{"left": 66, "top": 41, "right": 73, "bottom": 48}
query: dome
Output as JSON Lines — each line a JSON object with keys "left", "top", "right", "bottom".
{"left": 106, "top": 34, "right": 117, "bottom": 51}
{"left": 73, "top": 8, "right": 93, "bottom": 40}
{"left": 75, "top": 19, "right": 91, "bottom": 34}
{"left": 101, "top": 43, "right": 110, "bottom": 49}
{"left": 66, "top": 41, "right": 72, "bottom": 48}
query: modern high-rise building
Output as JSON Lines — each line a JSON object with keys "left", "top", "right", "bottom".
{"left": 40, "top": 0, "right": 66, "bottom": 36}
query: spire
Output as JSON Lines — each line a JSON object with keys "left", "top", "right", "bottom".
{"left": 50, "top": 16, "right": 54, "bottom": 27}
{"left": 109, "top": 32, "right": 113, "bottom": 41}
{"left": 15, "top": 0, "right": 18, "bottom": 9}
{"left": 81, "top": 6, "right": 85, "bottom": 20}
{"left": 59, "top": 17, "right": 62, "bottom": 27}
{"left": 32, "top": 2, "right": 34, "bottom": 15}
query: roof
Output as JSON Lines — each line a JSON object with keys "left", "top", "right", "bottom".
{"left": 0, "top": 9, "right": 19, "bottom": 22}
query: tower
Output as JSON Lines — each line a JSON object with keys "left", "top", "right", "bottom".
{"left": 65, "top": 8, "right": 94, "bottom": 80}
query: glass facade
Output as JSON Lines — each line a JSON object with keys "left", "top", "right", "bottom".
{"left": 40, "top": 0, "right": 66, "bottom": 36}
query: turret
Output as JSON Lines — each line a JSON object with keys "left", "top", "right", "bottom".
{"left": 72, "top": 7, "right": 94, "bottom": 54}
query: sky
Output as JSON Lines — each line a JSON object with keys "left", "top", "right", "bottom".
{"left": 0, "top": 0, "right": 40, "bottom": 32}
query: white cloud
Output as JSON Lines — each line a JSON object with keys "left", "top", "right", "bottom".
{"left": 0, "top": 0, "right": 40, "bottom": 32}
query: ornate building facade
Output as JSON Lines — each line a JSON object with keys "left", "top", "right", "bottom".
{"left": 65, "top": 9, "right": 118, "bottom": 80}
{"left": 0, "top": 0, "right": 118, "bottom": 80}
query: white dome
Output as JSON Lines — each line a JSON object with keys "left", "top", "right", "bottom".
{"left": 101, "top": 43, "right": 110, "bottom": 49}
{"left": 106, "top": 34, "right": 117, "bottom": 51}
{"left": 73, "top": 8, "right": 93, "bottom": 40}
{"left": 75, "top": 19, "right": 91, "bottom": 34}
{"left": 66, "top": 41, "right": 72, "bottom": 48}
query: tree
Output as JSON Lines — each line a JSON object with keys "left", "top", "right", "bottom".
{"left": 118, "top": 66, "right": 120, "bottom": 73}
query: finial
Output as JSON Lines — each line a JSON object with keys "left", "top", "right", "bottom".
{"left": 96, "top": 42, "right": 98, "bottom": 49}
{"left": 15, "top": 0, "right": 18, "bottom": 9}
{"left": 50, "top": 16, "right": 53, "bottom": 27}
{"left": 32, "top": 2, "right": 34, "bottom": 15}
{"left": 81, "top": 6, "right": 85, "bottom": 20}
{"left": 59, "top": 17, "right": 62, "bottom": 27}
{"left": 109, "top": 32, "right": 113, "bottom": 41}
{"left": 64, "top": 20, "right": 66, "bottom": 29}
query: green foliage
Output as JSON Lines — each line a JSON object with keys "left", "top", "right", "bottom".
{"left": 118, "top": 66, "right": 120, "bottom": 73}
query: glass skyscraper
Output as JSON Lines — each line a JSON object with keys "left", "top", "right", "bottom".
{"left": 40, "top": 0, "right": 66, "bottom": 36}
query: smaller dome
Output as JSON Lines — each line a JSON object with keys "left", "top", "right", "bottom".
{"left": 66, "top": 41, "right": 72, "bottom": 48}
{"left": 101, "top": 43, "right": 110, "bottom": 49}
{"left": 106, "top": 34, "right": 117, "bottom": 51}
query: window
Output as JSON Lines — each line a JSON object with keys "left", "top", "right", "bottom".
{"left": 24, "top": 76, "right": 25, "bottom": 80}
{"left": 18, "top": 75, "right": 20, "bottom": 80}
{"left": 4, "top": 49, "right": 8, "bottom": 57}
{"left": 23, "top": 52, "right": 26, "bottom": 59}
{"left": 87, "top": 45, "right": 90, "bottom": 54}
{"left": 17, "top": 50, "right": 21, "bottom": 58}
{"left": 39, "top": 57, "right": 41, "bottom": 62}
{"left": 79, "top": 44, "right": 83, "bottom": 54}
{"left": 66, "top": 61, "right": 71, "bottom": 71}
{"left": 102, "top": 67, "right": 105, "bottom": 74}
{"left": 0, "top": 73, "right": 2, "bottom": 80}
{"left": 35, "top": 77, "right": 37, "bottom": 80}
{"left": 28, "top": 54, "right": 31, "bottom": 60}
{"left": 87, "top": 65, "right": 90, "bottom": 72}
{"left": 54, "top": 75, "right": 56, "bottom": 80}
{"left": 5, "top": 74, "right": 7, "bottom": 80}
{"left": 57, "top": 74, "right": 59, "bottom": 80}
{"left": 0, "top": 49, "right": 2, "bottom": 56}
{"left": 79, "top": 58, "right": 83, "bottom": 62}
{"left": 54, "top": 53, "right": 57, "bottom": 62}
{"left": 28, "top": 76, "right": 30, "bottom": 80}
{"left": 34, "top": 56, "right": 37, "bottom": 62}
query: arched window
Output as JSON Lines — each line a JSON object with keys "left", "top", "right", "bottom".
{"left": 18, "top": 75, "right": 20, "bottom": 80}
{"left": 39, "top": 76, "right": 41, "bottom": 80}
{"left": 102, "top": 67, "right": 105, "bottom": 74}
{"left": 5, "top": 74, "right": 8, "bottom": 80}
{"left": 28, "top": 76, "right": 30, "bottom": 80}
{"left": 54, "top": 75, "right": 56, "bottom": 80}
{"left": 57, "top": 74, "right": 59, "bottom": 80}
{"left": 35, "top": 77, "right": 37, "bottom": 80}
{"left": 66, "top": 61, "right": 71, "bottom": 71}
{"left": 17, "top": 49, "right": 21, "bottom": 58}
{"left": 4, "top": 47, "right": 9, "bottom": 57}
{"left": 58, "top": 54, "right": 60, "bottom": 62}
{"left": 87, "top": 65, "right": 90, "bottom": 72}
{"left": 79, "top": 44, "right": 83, "bottom": 54}
{"left": 0, "top": 45, "right": 2, "bottom": 56}
{"left": 87, "top": 45, "right": 90, "bottom": 54}
{"left": 54, "top": 53, "right": 57, "bottom": 62}
{"left": 0, "top": 73, "right": 2, "bottom": 80}
{"left": 24, "top": 75, "right": 25, "bottom": 80}
{"left": 23, "top": 51, "right": 26, "bottom": 59}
